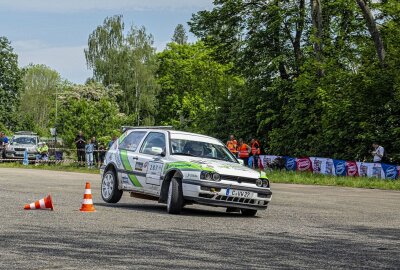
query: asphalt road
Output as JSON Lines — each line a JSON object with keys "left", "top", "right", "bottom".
{"left": 0, "top": 168, "right": 399, "bottom": 269}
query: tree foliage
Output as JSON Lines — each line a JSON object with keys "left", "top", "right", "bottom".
{"left": 190, "top": 0, "right": 400, "bottom": 162}
{"left": 156, "top": 42, "right": 244, "bottom": 139}
{"left": 0, "top": 37, "right": 23, "bottom": 129}
{"left": 172, "top": 24, "right": 188, "bottom": 45}
{"left": 85, "top": 15, "right": 159, "bottom": 125}
{"left": 18, "top": 64, "right": 60, "bottom": 134}
{"left": 56, "top": 82, "right": 130, "bottom": 146}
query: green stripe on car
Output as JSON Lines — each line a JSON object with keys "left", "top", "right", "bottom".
{"left": 120, "top": 150, "right": 142, "bottom": 187}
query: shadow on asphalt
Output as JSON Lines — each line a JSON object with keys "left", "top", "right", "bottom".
{"left": 94, "top": 202, "right": 256, "bottom": 218}
{"left": 2, "top": 225, "right": 400, "bottom": 269}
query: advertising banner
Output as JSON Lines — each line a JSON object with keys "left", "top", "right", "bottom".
{"left": 296, "top": 157, "right": 312, "bottom": 172}
{"left": 381, "top": 163, "right": 398, "bottom": 180}
{"left": 285, "top": 157, "right": 297, "bottom": 171}
{"left": 259, "top": 155, "right": 280, "bottom": 170}
{"left": 346, "top": 161, "right": 359, "bottom": 177}
{"left": 333, "top": 159, "right": 346, "bottom": 176}
{"left": 310, "top": 157, "right": 334, "bottom": 175}
{"left": 258, "top": 155, "right": 398, "bottom": 180}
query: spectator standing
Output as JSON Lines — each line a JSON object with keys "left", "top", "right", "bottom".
{"left": 226, "top": 135, "right": 238, "bottom": 157}
{"left": 92, "top": 136, "right": 99, "bottom": 167}
{"left": 251, "top": 138, "right": 261, "bottom": 169}
{"left": 237, "top": 138, "right": 251, "bottom": 166}
{"left": 0, "top": 132, "right": 9, "bottom": 159}
{"left": 85, "top": 139, "right": 94, "bottom": 168}
{"left": 99, "top": 143, "right": 106, "bottom": 166}
{"left": 74, "top": 131, "right": 86, "bottom": 166}
{"left": 108, "top": 136, "right": 117, "bottom": 149}
{"left": 371, "top": 143, "right": 385, "bottom": 163}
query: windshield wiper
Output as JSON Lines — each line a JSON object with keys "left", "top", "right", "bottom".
{"left": 172, "top": 152, "right": 196, "bottom": 157}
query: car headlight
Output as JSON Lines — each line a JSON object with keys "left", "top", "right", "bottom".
{"left": 200, "top": 171, "right": 221, "bottom": 181}
{"left": 258, "top": 178, "right": 270, "bottom": 188}
{"left": 256, "top": 179, "right": 263, "bottom": 187}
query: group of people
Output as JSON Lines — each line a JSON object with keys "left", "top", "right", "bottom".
{"left": 226, "top": 135, "right": 262, "bottom": 168}
{"left": 74, "top": 131, "right": 115, "bottom": 168}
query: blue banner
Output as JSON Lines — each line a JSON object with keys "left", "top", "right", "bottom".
{"left": 285, "top": 157, "right": 297, "bottom": 171}
{"left": 381, "top": 163, "right": 398, "bottom": 180}
{"left": 333, "top": 159, "right": 346, "bottom": 176}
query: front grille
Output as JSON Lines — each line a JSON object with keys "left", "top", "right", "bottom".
{"left": 14, "top": 148, "right": 26, "bottom": 151}
{"left": 220, "top": 174, "right": 257, "bottom": 184}
{"left": 215, "top": 195, "right": 256, "bottom": 205}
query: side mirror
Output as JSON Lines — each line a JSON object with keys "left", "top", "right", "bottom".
{"left": 238, "top": 159, "right": 244, "bottom": 166}
{"left": 151, "top": 147, "right": 163, "bottom": 155}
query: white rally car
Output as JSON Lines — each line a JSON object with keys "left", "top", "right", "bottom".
{"left": 100, "top": 127, "right": 272, "bottom": 216}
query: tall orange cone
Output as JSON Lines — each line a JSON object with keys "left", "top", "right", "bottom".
{"left": 24, "top": 195, "right": 54, "bottom": 210}
{"left": 80, "top": 182, "right": 96, "bottom": 212}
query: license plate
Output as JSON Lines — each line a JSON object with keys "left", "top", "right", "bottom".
{"left": 226, "top": 188, "right": 252, "bottom": 198}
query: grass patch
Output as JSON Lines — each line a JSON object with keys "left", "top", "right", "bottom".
{"left": 0, "top": 162, "right": 99, "bottom": 174}
{"left": 267, "top": 170, "right": 400, "bottom": 190}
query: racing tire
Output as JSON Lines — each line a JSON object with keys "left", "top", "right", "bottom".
{"left": 241, "top": 209, "right": 257, "bottom": 217}
{"left": 166, "top": 177, "right": 184, "bottom": 214}
{"left": 101, "top": 170, "right": 123, "bottom": 203}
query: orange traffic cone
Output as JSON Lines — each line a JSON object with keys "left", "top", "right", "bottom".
{"left": 24, "top": 194, "right": 54, "bottom": 210}
{"left": 80, "top": 182, "right": 96, "bottom": 212}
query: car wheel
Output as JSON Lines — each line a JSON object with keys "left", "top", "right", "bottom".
{"left": 241, "top": 209, "right": 257, "bottom": 217}
{"left": 166, "top": 177, "right": 183, "bottom": 214}
{"left": 101, "top": 170, "right": 123, "bottom": 203}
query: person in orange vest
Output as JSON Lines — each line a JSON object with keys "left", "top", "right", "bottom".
{"left": 250, "top": 138, "right": 261, "bottom": 169}
{"left": 237, "top": 138, "right": 251, "bottom": 166}
{"left": 226, "top": 135, "right": 238, "bottom": 157}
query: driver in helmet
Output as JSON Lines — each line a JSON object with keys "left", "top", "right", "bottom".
{"left": 186, "top": 141, "right": 204, "bottom": 156}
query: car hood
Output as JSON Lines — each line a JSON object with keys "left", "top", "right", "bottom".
{"left": 169, "top": 155, "right": 260, "bottom": 179}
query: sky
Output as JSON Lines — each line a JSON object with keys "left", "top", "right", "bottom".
{"left": 0, "top": 0, "right": 213, "bottom": 83}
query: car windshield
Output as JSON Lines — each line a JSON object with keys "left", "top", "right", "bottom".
{"left": 11, "top": 136, "right": 37, "bottom": 145}
{"left": 171, "top": 138, "right": 237, "bottom": 163}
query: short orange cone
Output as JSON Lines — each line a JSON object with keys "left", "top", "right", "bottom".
{"left": 80, "top": 182, "right": 96, "bottom": 212}
{"left": 24, "top": 194, "right": 54, "bottom": 210}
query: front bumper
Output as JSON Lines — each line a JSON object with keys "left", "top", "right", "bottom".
{"left": 182, "top": 179, "right": 272, "bottom": 210}
{"left": 5, "top": 151, "right": 38, "bottom": 160}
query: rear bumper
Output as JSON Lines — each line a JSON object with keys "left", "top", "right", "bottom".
{"left": 182, "top": 179, "right": 272, "bottom": 210}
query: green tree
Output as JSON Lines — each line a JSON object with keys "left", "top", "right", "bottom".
{"left": 190, "top": 0, "right": 400, "bottom": 162}
{"left": 85, "top": 15, "right": 159, "bottom": 125}
{"left": 156, "top": 42, "right": 244, "bottom": 139}
{"left": 18, "top": 64, "right": 61, "bottom": 133}
{"left": 56, "top": 82, "right": 131, "bottom": 147}
{"left": 172, "top": 24, "right": 188, "bottom": 45}
{"left": 0, "top": 37, "right": 23, "bottom": 129}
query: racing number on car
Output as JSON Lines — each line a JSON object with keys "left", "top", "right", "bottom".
{"left": 148, "top": 162, "right": 163, "bottom": 176}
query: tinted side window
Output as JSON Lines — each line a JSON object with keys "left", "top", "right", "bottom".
{"left": 119, "top": 131, "right": 147, "bottom": 151}
{"left": 140, "top": 132, "right": 166, "bottom": 155}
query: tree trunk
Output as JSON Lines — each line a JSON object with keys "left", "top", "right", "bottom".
{"left": 311, "top": 0, "right": 324, "bottom": 77}
{"left": 293, "top": 0, "right": 305, "bottom": 76}
{"left": 356, "top": 0, "right": 386, "bottom": 67}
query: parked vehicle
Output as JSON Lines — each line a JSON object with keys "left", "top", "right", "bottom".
{"left": 5, "top": 131, "right": 39, "bottom": 160}
{"left": 100, "top": 126, "right": 272, "bottom": 216}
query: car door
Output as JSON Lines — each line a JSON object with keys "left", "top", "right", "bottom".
{"left": 118, "top": 130, "right": 148, "bottom": 190}
{"left": 137, "top": 132, "right": 167, "bottom": 187}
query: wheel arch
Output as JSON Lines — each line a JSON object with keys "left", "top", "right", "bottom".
{"left": 159, "top": 168, "right": 183, "bottom": 203}
{"left": 103, "top": 162, "right": 120, "bottom": 189}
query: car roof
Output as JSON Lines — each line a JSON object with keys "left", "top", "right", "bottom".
{"left": 169, "top": 130, "right": 216, "bottom": 140}
{"left": 127, "top": 128, "right": 219, "bottom": 141}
